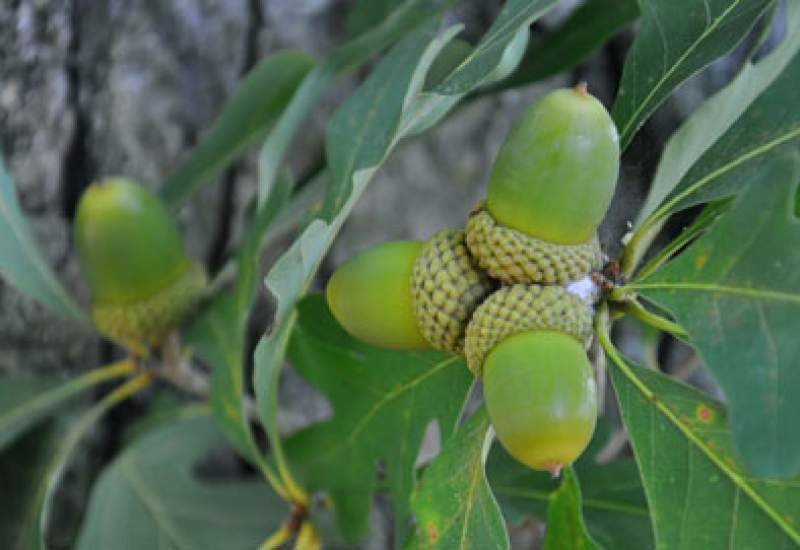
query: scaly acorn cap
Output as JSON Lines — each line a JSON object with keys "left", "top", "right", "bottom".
{"left": 465, "top": 202, "right": 603, "bottom": 285}
{"left": 74, "top": 178, "right": 207, "bottom": 354}
{"left": 411, "top": 229, "right": 496, "bottom": 355}
{"left": 464, "top": 284, "right": 593, "bottom": 376}
{"left": 92, "top": 262, "right": 207, "bottom": 355}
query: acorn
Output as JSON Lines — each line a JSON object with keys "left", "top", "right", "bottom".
{"left": 74, "top": 178, "right": 207, "bottom": 355}
{"left": 326, "top": 230, "right": 495, "bottom": 354}
{"left": 483, "top": 330, "right": 597, "bottom": 476}
{"left": 466, "top": 84, "right": 618, "bottom": 284}
{"left": 465, "top": 284, "right": 597, "bottom": 475}
{"left": 326, "top": 240, "right": 429, "bottom": 351}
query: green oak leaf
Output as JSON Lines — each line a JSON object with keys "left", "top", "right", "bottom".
{"left": 158, "top": 51, "right": 313, "bottom": 207}
{"left": 185, "top": 295, "right": 262, "bottom": 464}
{"left": 0, "top": 367, "right": 131, "bottom": 452}
{"left": 489, "top": 432, "right": 652, "bottom": 549}
{"left": 286, "top": 295, "right": 472, "bottom": 542}
{"left": 631, "top": 157, "right": 800, "bottom": 477}
{"left": 499, "top": 0, "right": 639, "bottom": 90}
{"left": 612, "top": 0, "right": 774, "bottom": 150}
{"left": 254, "top": 0, "right": 453, "bottom": 203}
{"left": 602, "top": 336, "right": 800, "bottom": 548}
{"left": 0, "top": 156, "right": 89, "bottom": 324}
{"left": 76, "top": 412, "right": 286, "bottom": 550}
{"left": 0, "top": 419, "right": 64, "bottom": 550}
{"left": 408, "top": 407, "right": 508, "bottom": 550}
{"left": 184, "top": 172, "right": 292, "bottom": 476}
{"left": 432, "top": 0, "right": 559, "bottom": 95}
{"left": 543, "top": 468, "right": 600, "bottom": 550}
{"left": 635, "top": 0, "right": 800, "bottom": 229}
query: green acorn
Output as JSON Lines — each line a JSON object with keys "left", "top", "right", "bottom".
{"left": 74, "top": 178, "right": 207, "bottom": 355}
{"left": 466, "top": 84, "right": 618, "bottom": 284}
{"left": 326, "top": 230, "right": 494, "bottom": 354}
{"left": 465, "top": 284, "right": 597, "bottom": 474}
{"left": 326, "top": 240, "right": 429, "bottom": 351}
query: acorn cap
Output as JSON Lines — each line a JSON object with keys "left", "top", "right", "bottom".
{"left": 483, "top": 330, "right": 597, "bottom": 472}
{"left": 464, "top": 284, "right": 593, "bottom": 376}
{"left": 92, "top": 261, "right": 207, "bottom": 355}
{"left": 487, "top": 85, "right": 619, "bottom": 245}
{"left": 74, "top": 178, "right": 192, "bottom": 305}
{"left": 411, "top": 229, "right": 495, "bottom": 355}
{"left": 326, "top": 240, "right": 429, "bottom": 351}
{"left": 465, "top": 203, "right": 603, "bottom": 285}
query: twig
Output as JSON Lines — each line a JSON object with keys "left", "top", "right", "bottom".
{"left": 154, "top": 332, "right": 261, "bottom": 417}
{"left": 620, "top": 295, "right": 688, "bottom": 340}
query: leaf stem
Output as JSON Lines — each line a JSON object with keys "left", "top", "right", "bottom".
{"left": 616, "top": 293, "right": 688, "bottom": 340}
{"left": 38, "top": 372, "right": 153, "bottom": 542}
{"left": 621, "top": 216, "right": 664, "bottom": 279}
{"left": 259, "top": 525, "right": 291, "bottom": 550}
{"left": 0, "top": 358, "right": 138, "bottom": 442}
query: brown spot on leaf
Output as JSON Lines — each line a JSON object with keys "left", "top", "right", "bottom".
{"left": 427, "top": 522, "right": 439, "bottom": 543}
{"left": 695, "top": 255, "right": 707, "bottom": 269}
{"left": 696, "top": 404, "right": 713, "bottom": 423}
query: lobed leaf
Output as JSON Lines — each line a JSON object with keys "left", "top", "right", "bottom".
{"left": 631, "top": 157, "right": 800, "bottom": 477}
{"left": 76, "top": 411, "right": 286, "bottom": 550}
{"left": 0, "top": 157, "right": 89, "bottom": 324}
{"left": 612, "top": 0, "right": 774, "bottom": 150}
{"left": 408, "top": 407, "right": 508, "bottom": 550}
{"left": 286, "top": 296, "right": 472, "bottom": 541}
{"left": 603, "top": 332, "right": 800, "bottom": 548}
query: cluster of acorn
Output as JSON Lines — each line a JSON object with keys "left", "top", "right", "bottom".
{"left": 326, "top": 84, "right": 619, "bottom": 475}
{"left": 70, "top": 84, "right": 618, "bottom": 476}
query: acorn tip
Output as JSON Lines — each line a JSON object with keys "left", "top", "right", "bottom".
{"left": 574, "top": 81, "right": 588, "bottom": 97}
{"left": 547, "top": 463, "right": 563, "bottom": 478}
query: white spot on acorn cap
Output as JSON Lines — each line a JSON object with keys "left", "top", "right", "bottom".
{"left": 565, "top": 274, "right": 600, "bottom": 305}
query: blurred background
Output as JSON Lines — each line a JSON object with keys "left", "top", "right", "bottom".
{"left": 0, "top": 1, "right": 786, "bottom": 547}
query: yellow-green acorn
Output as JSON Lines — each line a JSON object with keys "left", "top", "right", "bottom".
{"left": 326, "top": 230, "right": 494, "bottom": 354}
{"left": 467, "top": 84, "right": 618, "bottom": 284}
{"left": 483, "top": 331, "right": 596, "bottom": 475}
{"left": 74, "top": 178, "right": 207, "bottom": 355}
{"left": 326, "top": 241, "right": 429, "bottom": 351}
{"left": 465, "top": 285, "right": 597, "bottom": 474}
